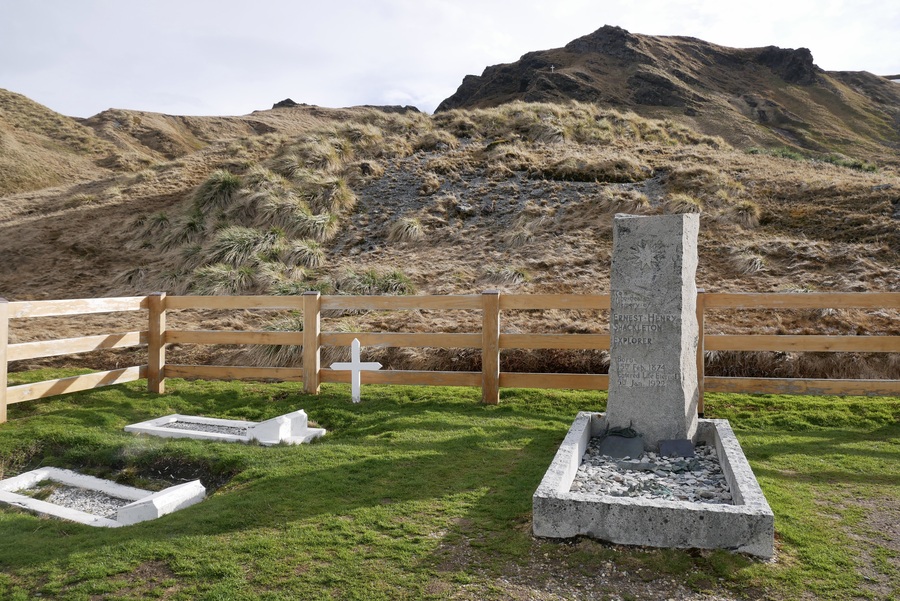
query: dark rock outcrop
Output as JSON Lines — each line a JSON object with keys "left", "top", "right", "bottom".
{"left": 272, "top": 98, "right": 303, "bottom": 109}
{"left": 435, "top": 25, "right": 900, "bottom": 160}
{"left": 753, "top": 46, "right": 819, "bottom": 85}
{"left": 563, "top": 25, "right": 650, "bottom": 63}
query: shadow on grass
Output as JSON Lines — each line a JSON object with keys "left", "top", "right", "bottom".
{"left": 0, "top": 379, "right": 601, "bottom": 571}
{"left": 740, "top": 423, "right": 900, "bottom": 487}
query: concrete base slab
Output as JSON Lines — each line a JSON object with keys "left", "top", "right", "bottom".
{"left": 533, "top": 412, "right": 774, "bottom": 558}
{"left": 0, "top": 467, "right": 205, "bottom": 527}
{"left": 125, "top": 409, "right": 326, "bottom": 445}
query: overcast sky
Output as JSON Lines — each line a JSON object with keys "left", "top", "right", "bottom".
{"left": 2, "top": 0, "right": 898, "bottom": 118}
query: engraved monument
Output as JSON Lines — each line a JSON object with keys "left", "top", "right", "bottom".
{"left": 606, "top": 213, "right": 699, "bottom": 448}
{"left": 532, "top": 213, "right": 774, "bottom": 558}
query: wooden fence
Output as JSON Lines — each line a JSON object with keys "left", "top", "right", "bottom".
{"left": 1, "top": 291, "right": 899, "bottom": 423}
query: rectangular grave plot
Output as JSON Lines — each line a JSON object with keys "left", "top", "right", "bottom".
{"left": 125, "top": 412, "right": 326, "bottom": 446}
{"left": 0, "top": 467, "right": 205, "bottom": 528}
{"left": 533, "top": 412, "right": 775, "bottom": 558}
{"left": 125, "top": 414, "right": 259, "bottom": 443}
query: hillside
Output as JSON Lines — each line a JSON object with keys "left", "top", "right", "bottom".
{"left": 438, "top": 26, "right": 900, "bottom": 166}
{"left": 1, "top": 27, "right": 899, "bottom": 378}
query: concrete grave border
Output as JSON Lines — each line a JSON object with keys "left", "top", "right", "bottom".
{"left": 125, "top": 409, "right": 325, "bottom": 445}
{"left": 533, "top": 412, "right": 775, "bottom": 558}
{"left": 0, "top": 467, "right": 205, "bottom": 528}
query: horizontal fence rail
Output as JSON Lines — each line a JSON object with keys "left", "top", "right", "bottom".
{"left": 7, "top": 332, "right": 148, "bottom": 362}
{"left": 1, "top": 295, "right": 156, "bottom": 422}
{"left": 705, "top": 334, "right": 900, "bottom": 353}
{"left": 1, "top": 291, "right": 899, "bottom": 421}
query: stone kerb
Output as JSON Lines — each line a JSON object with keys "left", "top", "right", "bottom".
{"left": 0, "top": 467, "right": 206, "bottom": 528}
{"left": 605, "top": 213, "right": 700, "bottom": 448}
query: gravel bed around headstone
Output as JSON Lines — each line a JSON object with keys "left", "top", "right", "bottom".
{"left": 161, "top": 421, "right": 249, "bottom": 436}
{"left": 20, "top": 483, "right": 132, "bottom": 518}
{"left": 570, "top": 437, "right": 733, "bottom": 504}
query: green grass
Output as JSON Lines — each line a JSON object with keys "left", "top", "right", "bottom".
{"left": 746, "top": 146, "right": 878, "bottom": 171}
{"left": 0, "top": 370, "right": 897, "bottom": 600}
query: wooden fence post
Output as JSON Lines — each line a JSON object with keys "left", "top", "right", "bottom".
{"left": 0, "top": 298, "right": 8, "bottom": 423}
{"left": 696, "top": 289, "right": 705, "bottom": 417}
{"left": 482, "top": 290, "right": 501, "bottom": 405}
{"left": 147, "top": 292, "right": 167, "bottom": 394}
{"left": 302, "top": 291, "right": 321, "bottom": 395}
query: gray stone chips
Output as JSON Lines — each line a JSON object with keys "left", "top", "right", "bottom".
{"left": 570, "top": 439, "right": 733, "bottom": 504}
{"left": 162, "top": 421, "right": 250, "bottom": 436}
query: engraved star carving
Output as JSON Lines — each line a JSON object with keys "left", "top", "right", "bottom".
{"left": 636, "top": 242, "right": 655, "bottom": 268}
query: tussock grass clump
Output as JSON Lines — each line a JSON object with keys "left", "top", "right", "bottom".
{"left": 665, "top": 193, "right": 703, "bottom": 214}
{"left": 205, "top": 226, "right": 283, "bottom": 266}
{"left": 252, "top": 261, "right": 308, "bottom": 292}
{"left": 731, "top": 199, "right": 762, "bottom": 228}
{"left": 294, "top": 211, "right": 340, "bottom": 242}
{"left": 728, "top": 251, "right": 766, "bottom": 275}
{"left": 242, "top": 166, "right": 293, "bottom": 193}
{"left": 179, "top": 243, "right": 205, "bottom": 269}
{"left": 191, "top": 263, "right": 257, "bottom": 295}
{"left": 349, "top": 160, "right": 385, "bottom": 182}
{"left": 503, "top": 227, "right": 534, "bottom": 248}
{"left": 538, "top": 154, "right": 647, "bottom": 183}
{"left": 156, "top": 269, "right": 191, "bottom": 295}
{"left": 132, "top": 211, "right": 170, "bottom": 243}
{"left": 388, "top": 217, "right": 425, "bottom": 244}
{"left": 193, "top": 170, "right": 242, "bottom": 213}
{"left": 161, "top": 213, "right": 206, "bottom": 250}
{"left": 244, "top": 314, "right": 304, "bottom": 367}
{"left": 114, "top": 266, "right": 149, "bottom": 289}
{"left": 747, "top": 146, "right": 805, "bottom": 161}
{"left": 593, "top": 188, "right": 651, "bottom": 214}
{"left": 299, "top": 174, "right": 357, "bottom": 214}
{"left": 568, "top": 117, "right": 615, "bottom": 146}
{"left": 665, "top": 165, "right": 730, "bottom": 196}
{"left": 336, "top": 269, "right": 415, "bottom": 295}
{"left": 413, "top": 130, "right": 459, "bottom": 152}
{"left": 337, "top": 122, "right": 384, "bottom": 154}
{"left": 481, "top": 265, "right": 530, "bottom": 285}
{"left": 503, "top": 213, "right": 554, "bottom": 248}
{"left": 238, "top": 190, "right": 307, "bottom": 233}
{"left": 293, "top": 137, "right": 348, "bottom": 173}
{"left": 431, "top": 111, "right": 478, "bottom": 138}
{"left": 70, "top": 193, "right": 100, "bottom": 205}
{"left": 273, "top": 279, "right": 325, "bottom": 296}
{"left": 284, "top": 239, "right": 325, "bottom": 268}
{"left": 419, "top": 172, "right": 441, "bottom": 195}
{"left": 481, "top": 140, "right": 539, "bottom": 172}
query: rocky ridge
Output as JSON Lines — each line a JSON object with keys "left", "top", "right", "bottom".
{"left": 438, "top": 25, "right": 900, "bottom": 164}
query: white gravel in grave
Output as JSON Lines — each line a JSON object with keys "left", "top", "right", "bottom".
{"left": 570, "top": 438, "right": 733, "bottom": 504}
{"left": 21, "top": 483, "right": 131, "bottom": 518}
{"left": 161, "top": 421, "right": 249, "bottom": 436}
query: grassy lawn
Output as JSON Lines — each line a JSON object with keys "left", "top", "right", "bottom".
{"left": 0, "top": 369, "right": 897, "bottom": 600}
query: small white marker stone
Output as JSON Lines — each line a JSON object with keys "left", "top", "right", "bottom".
{"left": 329, "top": 338, "right": 382, "bottom": 403}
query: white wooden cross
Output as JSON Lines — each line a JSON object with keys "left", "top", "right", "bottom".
{"left": 328, "top": 338, "right": 382, "bottom": 403}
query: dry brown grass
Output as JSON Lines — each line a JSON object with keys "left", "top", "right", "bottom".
{"left": 2, "top": 97, "right": 899, "bottom": 379}
{"left": 538, "top": 153, "right": 648, "bottom": 183}
{"left": 664, "top": 192, "right": 703, "bottom": 214}
{"left": 387, "top": 216, "right": 425, "bottom": 244}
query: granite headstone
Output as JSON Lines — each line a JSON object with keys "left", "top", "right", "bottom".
{"left": 605, "top": 213, "right": 700, "bottom": 449}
